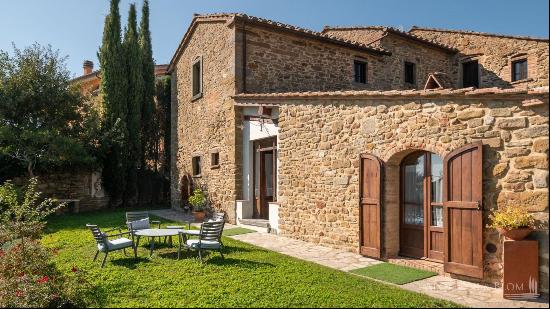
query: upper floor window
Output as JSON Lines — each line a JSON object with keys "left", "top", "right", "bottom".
{"left": 192, "top": 156, "right": 201, "bottom": 177}
{"left": 462, "top": 60, "right": 479, "bottom": 88}
{"left": 192, "top": 57, "right": 202, "bottom": 99}
{"left": 404, "top": 61, "right": 416, "bottom": 84}
{"left": 512, "top": 59, "right": 528, "bottom": 82}
{"left": 354, "top": 60, "right": 367, "bottom": 84}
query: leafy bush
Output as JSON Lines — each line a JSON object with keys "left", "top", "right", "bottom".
{"left": 188, "top": 188, "right": 207, "bottom": 211}
{"left": 488, "top": 205, "right": 535, "bottom": 230}
{"left": 0, "top": 178, "right": 97, "bottom": 307}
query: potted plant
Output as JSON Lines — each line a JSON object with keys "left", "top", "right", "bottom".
{"left": 188, "top": 188, "right": 207, "bottom": 222}
{"left": 488, "top": 205, "right": 536, "bottom": 240}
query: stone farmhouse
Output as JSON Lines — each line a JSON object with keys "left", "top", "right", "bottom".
{"left": 168, "top": 13, "right": 549, "bottom": 292}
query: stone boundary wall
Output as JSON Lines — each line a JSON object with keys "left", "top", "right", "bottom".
{"left": 13, "top": 172, "right": 108, "bottom": 212}
{"left": 235, "top": 90, "right": 548, "bottom": 291}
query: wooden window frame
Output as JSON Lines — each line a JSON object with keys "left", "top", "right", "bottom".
{"left": 511, "top": 58, "right": 528, "bottom": 82}
{"left": 354, "top": 60, "right": 367, "bottom": 84}
{"left": 192, "top": 155, "right": 201, "bottom": 177}
{"left": 191, "top": 56, "right": 203, "bottom": 101}
{"left": 404, "top": 61, "right": 416, "bottom": 85}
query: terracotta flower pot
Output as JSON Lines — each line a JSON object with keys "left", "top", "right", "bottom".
{"left": 193, "top": 211, "right": 205, "bottom": 222}
{"left": 497, "top": 227, "right": 533, "bottom": 240}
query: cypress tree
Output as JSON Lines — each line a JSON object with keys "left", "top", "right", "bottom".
{"left": 98, "top": 0, "right": 128, "bottom": 207}
{"left": 139, "top": 0, "right": 155, "bottom": 172}
{"left": 123, "top": 4, "right": 143, "bottom": 206}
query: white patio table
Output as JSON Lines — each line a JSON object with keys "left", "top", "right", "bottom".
{"left": 134, "top": 228, "right": 181, "bottom": 257}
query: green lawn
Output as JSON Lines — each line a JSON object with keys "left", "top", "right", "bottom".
{"left": 351, "top": 263, "right": 438, "bottom": 285}
{"left": 222, "top": 227, "right": 257, "bottom": 237}
{"left": 42, "top": 209, "right": 459, "bottom": 308}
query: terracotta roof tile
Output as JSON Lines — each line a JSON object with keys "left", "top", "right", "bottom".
{"left": 409, "top": 26, "right": 549, "bottom": 42}
{"left": 322, "top": 25, "right": 458, "bottom": 53}
{"left": 232, "top": 86, "right": 548, "bottom": 102}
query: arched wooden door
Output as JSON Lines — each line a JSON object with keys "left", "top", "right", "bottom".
{"left": 443, "top": 142, "right": 483, "bottom": 279}
{"left": 359, "top": 154, "right": 383, "bottom": 258}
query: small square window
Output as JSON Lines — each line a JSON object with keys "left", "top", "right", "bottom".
{"left": 192, "top": 156, "right": 201, "bottom": 177}
{"left": 211, "top": 152, "right": 220, "bottom": 168}
{"left": 404, "top": 61, "right": 416, "bottom": 84}
{"left": 354, "top": 60, "right": 367, "bottom": 84}
{"left": 192, "top": 57, "right": 202, "bottom": 99}
{"left": 512, "top": 59, "right": 528, "bottom": 82}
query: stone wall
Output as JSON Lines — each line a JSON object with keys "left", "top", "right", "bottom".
{"left": 409, "top": 28, "right": 549, "bottom": 88}
{"left": 239, "top": 24, "right": 391, "bottom": 92}
{"left": 13, "top": 172, "right": 108, "bottom": 212}
{"left": 170, "top": 20, "right": 239, "bottom": 223}
{"left": 323, "top": 29, "right": 457, "bottom": 89}
{"left": 265, "top": 93, "right": 548, "bottom": 289}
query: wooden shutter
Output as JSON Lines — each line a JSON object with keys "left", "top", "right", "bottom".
{"left": 359, "top": 154, "right": 383, "bottom": 258}
{"left": 443, "top": 142, "right": 483, "bottom": 279}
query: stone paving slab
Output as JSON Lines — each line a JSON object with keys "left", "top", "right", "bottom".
{"left": 230, "top": 232, "right": 549, "bottom": 308}
{"left": 231, "top": 232, "right": 381, "bottom": 271}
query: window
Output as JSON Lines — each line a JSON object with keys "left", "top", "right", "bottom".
{"left": 192, "top": 57, "right": 202, "bottom": 99}
{"left": 404, "top": 61, "right": 416, "bottom": 84}
{"left": 462, "top": 60, "right": 479, "bottom": 88}
{"left": 354, "top": 60, "right": 367, "bottom": 84}
{"left": 512, "top": 59, "right": 528, "bottom": 82}
{"left": 192, "top": 156, "right": 201, "bottom": 177}
{"left": 210, "top": 151, "right": 220, "bottom": 168}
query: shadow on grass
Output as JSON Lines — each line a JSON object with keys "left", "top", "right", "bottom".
{"left": 109, "top": 257, "right": 151, "bottom": 269}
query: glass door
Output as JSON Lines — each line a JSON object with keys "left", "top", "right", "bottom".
{"left": 400, "top": 151, "right": 444, "bottom": 262}
{"left": 400, "top": 153, "right": 425, "bottom": 258}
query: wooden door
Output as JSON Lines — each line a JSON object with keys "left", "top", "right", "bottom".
{"left": 253, "top": 138, "right": 277, "bottom": 219}
{"left": 443, "top": 142, "right": 483, "bottom": 279}
{"left": 359, "top": 154, "right": 382, "bottom": 258}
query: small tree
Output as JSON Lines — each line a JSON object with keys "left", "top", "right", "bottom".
{"left": 0, "top": 44, "right": 96, "bottom": 177}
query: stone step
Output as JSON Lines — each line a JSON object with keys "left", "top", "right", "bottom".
{"left": 239, "top": 219, "right": 270, "bottom": 228}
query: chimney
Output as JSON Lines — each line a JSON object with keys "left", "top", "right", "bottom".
{"left": 83, "top": 60, "right": 94, "bottom": 75}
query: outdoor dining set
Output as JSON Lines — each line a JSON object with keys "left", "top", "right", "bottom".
{"left": 86, "top": 211, "right": 226, "bottom": 267}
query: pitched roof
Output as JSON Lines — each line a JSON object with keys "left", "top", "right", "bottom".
{"left": 424, "top": 72, "right": 454, "bottom": 90}
{"left": 409, "top": 26, "right": 549, "bottom": 42}
{"left": 322, "top": 26, "right": 458, "bottom": 53}
{"left": 168, "top": 13, "right": 391, "bottom": 72}
{"left": 232, "top": 86, "right": 549, "bottom": 102}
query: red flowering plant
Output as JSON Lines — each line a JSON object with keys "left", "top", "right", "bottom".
{"left": 0, "top": 178, "right": 97, "bottom": 307}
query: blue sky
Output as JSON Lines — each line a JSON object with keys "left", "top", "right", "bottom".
{"left": 1, "top": 0, "right": 548, "bottom": 77}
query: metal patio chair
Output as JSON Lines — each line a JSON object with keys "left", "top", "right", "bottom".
{"left": 86, "top": 224, "right": 136, "bottom": 268}
{"left": 179, "top": 220, "right": 225, "bottom": 263}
